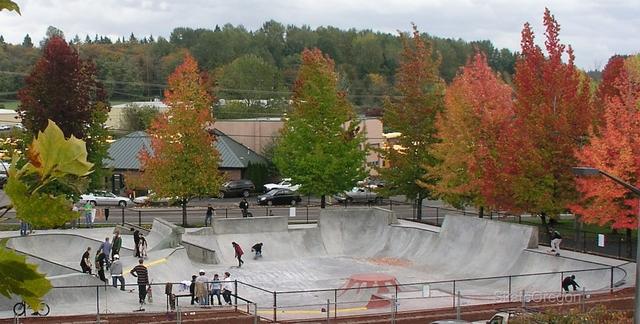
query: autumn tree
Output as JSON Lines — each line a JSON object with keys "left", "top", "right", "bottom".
{"left": 377, "top": 25, "right": 445, "bottom": 219}
{"left": 140, "top": 53, "right": 224, "bottom": 225}
{"left": 273, "top": 48, "right": 367, "bottom": 208}
{"left": 571, "top": 55, "right": 640, "bottom": 233}
{"left": 16, "top": 36, "right": 110, "bottom": 189}
{"left": 502, "top": 9, "right": 594, "bottom": 227}
{"left": 427, "top": 53, "right": 514, "bottom": 217}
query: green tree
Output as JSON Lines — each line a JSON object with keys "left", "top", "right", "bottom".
{"left": 273, "top": 48, "right": 367, "bottom": 208}
{"left": 216, "top": 54, "right": 284, "bottom": 103}
{"left": 377, "top": 25, "right": 445, "bottom": 220}
{"left": 21, "top": 34, "right": 32, "bottom": 48}
{"left": 120, "top": 104, "right": 161, "bottom": 131}
{"left": 3, "top": 120, "right": 93, "bottom": 310}
{"left": 140, "top": 53, "right": 224, "bottom": 226}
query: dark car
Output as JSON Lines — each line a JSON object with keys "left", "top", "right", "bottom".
{"left": 220, "top": 179, "right": 255, "bottom": 198}
{"left": 257, "top": 189, "right": 302, "bottom": 206}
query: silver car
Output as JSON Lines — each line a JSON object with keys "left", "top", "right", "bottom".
{"left": 80, "top": 191, "right": 132, "bottom": 207}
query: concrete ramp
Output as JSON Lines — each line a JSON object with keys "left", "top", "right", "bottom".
{"left": 146, "top": 218, "right": 185, "bottom": 251}
{"left": 212, "top": 216, "right": 288, "bottom": 234}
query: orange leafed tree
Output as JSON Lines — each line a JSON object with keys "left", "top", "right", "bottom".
{"left": 140, "top": 53, "right": 224, "bottom": 225}
{"left": 430, "top": 53, "right": 514, "bottom": 214}
{"left": 571, "top": 55, "right": 640, "bottom": 230}
{"left": 500, "top": 9, "right": 594, "bottom": 221}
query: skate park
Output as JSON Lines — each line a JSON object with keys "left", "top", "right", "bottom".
{"left": 0, "top": 207, "right": 634, "bottom": 321}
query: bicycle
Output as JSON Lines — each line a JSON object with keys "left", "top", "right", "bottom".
{"left": 13, "top": 301, "right": 50, "bottom": 316}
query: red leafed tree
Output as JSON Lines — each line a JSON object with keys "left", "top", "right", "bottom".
{"left": 501, "top": 9, "right": 594, "bottom": 223}
{"left": 17, "top": 36, "right": 110, "bottom": 189}
{"left": 140, "top": 53, "right": 224, "bottom": 226}
{"left": 430, "top": 53, "right": 514, "bottom": 215}
{"left": 571, "top": 55, "right": 640, "bottom": 230}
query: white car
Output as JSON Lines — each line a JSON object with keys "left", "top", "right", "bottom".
{"left": 264, "top": 178, "right": 301, "bottom": 192}
{"left": 80, "top": 191, "right": 132, "bottom": 207}
{"left": 133, "top": 195, "right": 173, "bottom": 206}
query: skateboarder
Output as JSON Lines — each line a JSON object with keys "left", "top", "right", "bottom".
{"left": 232, "top": 242, "right": 244, "bottom": 267}
{"left": 98, "top": 237, "right": 112, "bottom": 269}
{"left": 80, "top": 247, "right": 93, "bottom": 274}
{"left": 96, "top": 250, "right": 108, "bottom": 284}
{"left": 111, "top": 230, "right": 122, "bottom": 260}
{"left": 562, "top": 275, "right": 580, "bottom": 292}
{"left": 550, "top": 228, "right": 562, "bottom": 256}
{"left": 138, "top": 234, "right": 148, "bottom": 259}
{"left": 205, "top": 204, "right": 215, "bottom": 226}
{"left": 239, "top": 198, "right": 249, "bottom": 217}
{"left": 130, "top": 258, "right": 149, "bottom": 308}
{"left": 110, "top": 254, "right": 125, "bottom": 290}
{"left": 221, "top": 272, "right": 233, "bottom": 305}
{"left": 251, "top": 242, "right": 263, "bottom": 259}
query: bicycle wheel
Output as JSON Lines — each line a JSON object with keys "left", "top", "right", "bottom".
{"left": 13, "top": 302, "right": 25, "bottom": 316}
{"left": 38, "top": 302, "right": 50, "bottom": 316}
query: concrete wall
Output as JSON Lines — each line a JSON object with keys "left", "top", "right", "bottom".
{"left": 212, "top": 216, "right": 288, "bottom": 234}
{"left": 183, "top": 241, "right": 219, "bottom": 264}
{"left": 147, "top": 218, "right": 185, "bottom": 251}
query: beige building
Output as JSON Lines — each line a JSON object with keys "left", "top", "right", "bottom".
{"left": 107, "top": 100, "right": 168, "bottom": 130}
{"left": 213, "top": 117, "right": 384, "bottom": 176}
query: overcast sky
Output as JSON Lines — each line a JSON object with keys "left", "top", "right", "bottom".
{"left": 1, "top": 0, "right": 638, "bottom": 70}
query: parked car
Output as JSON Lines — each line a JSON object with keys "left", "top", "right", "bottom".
{"left": 133, "top": 193, "right": 174, "bottom": 206}
{"left": 257, "top": 188, "right": 302, "bottom": 206}
{"left": 220, "top": 179, "right": 255, "bottom": 198}
{"left": 334, "top": 187, "right": 381, "bottom": 203}
{"left": 263, "top": 178, "right": 301, "bottom": 192}
{"left": 80, "top": 191, "right": 132, "bottom": 207}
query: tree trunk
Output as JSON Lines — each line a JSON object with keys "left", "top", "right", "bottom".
{"left": 479, "top": 206, "right": 484, "bottom": 218}
{"left": 320, "top": 195, "right": 326, "bottom": 209}
{"left": 182, "top": 200, "right": 188, "bottom": 227}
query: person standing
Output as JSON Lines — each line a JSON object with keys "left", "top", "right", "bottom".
{"left": 130, "top": 258, "right": 149, "bottom": 308}
{"left": 232, "top": 242, "right": 244, "bottom": 267}
{"left": 251, "top": 242, "right": 263, "bottom": 259}
{"left": 80, "top": 247, "right": 93, "bottom": 274}
{"left": 195, "top": 270, "right": 209, "bottom": 305}
{"left": 133, "top": 229, "right": 141, "bottom": 257}
{"left": 239, "top": 198, "right": 249, "bottom": 218}
{"left": 205, "top": 204, "right": 214, "bottom": 227}
{"left": 98, "top": 237, "right": 112, "bottom": 269}
{"left": 96, "top": 250, "right": 108, "bottom": 284}
{"left": 111, "top": 230, "right": 122, "bottom": 260}
{"left": 562, "top": 275, "right": 580, "bottom": 292}
{"left": 138, "top": 234, "right": 148, "bottom": 259}
{"left": 209, "top": 273, "right": 222, "bottom": 306}
{"left": 110, "top": 254, "right": 125, "bottom": 290}
{"left": 221, "top": 272, "right": 233, "bottom": 305}
{"left": 550, "top": 228, "right": 562, "bottom": 256}
{"left": 190, "top": 274, "right": 197, "bottom": 305}
{"left": 83, "top": 201, "right": 94, "bottom": 228}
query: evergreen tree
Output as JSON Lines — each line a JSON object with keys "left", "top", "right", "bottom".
{"left": 22, "top": 34, "right": 33, "bottom": 48}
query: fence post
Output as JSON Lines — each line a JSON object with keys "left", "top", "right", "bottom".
{"left": 618, "top": 237, "right": 622, "bottom": 259}
{"left": 436, "top": 208, "right": 439, "bottom": 225}
{"left": 306, "top": 206, "right": 309, "bottom": 224}
{"left": 580, "top": 287, "right": 586, "bottom": 312}
{"left": 326, "top": 299, "right": 330, "bottom": 323}
{"left": 610, "top": 266, "right": 614, "bottom": 293}
{"left": 273, "top": 291, "right": 277, "bottom": 323}
{"left": 121, "top": 208, "right": 125, "bottom": 226}
{"left": 582, "top": 231, "right": 586, "bottom": 252}
{"left": 96, "top": 285, "right": 100, "bottom": 323}
{"left": 452, "top": 280, "right": 456, "bottom": 308}
{"left": 138, "top": 210, "right": 141, "bottom": 227}
{"left": 334, "top": 289, "right": 338, "bottom": 319}
{"left": 225, "top": 208, "right": 228, "bottom": 218}
{"left": 508, "top": 276, "right": 512, "bottom": 302}
{"left": 234, "top": 280, "right": 238, "bottom": 309}
{"left": 560, "top": 271, "right": 564, "bottom": 293}
{"left": 254, "top": 303, "right": 258, "bottom": 324}
{"left": 455, "top": 291, "right": 461, "bottom": 320}
{"left": 521, "top": 290, "right": 526, "bottom": 308}
{"left": 389, "top": 199, "right": 393, "bottom": 210}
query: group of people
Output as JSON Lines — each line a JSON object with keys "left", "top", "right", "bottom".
{"left": 80, "top": 231, "right": 124, "bottom": 288}
{"left": 190, "top": 271, "right": 234, "bottom": 306}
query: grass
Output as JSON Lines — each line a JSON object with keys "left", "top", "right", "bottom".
{"left": 0, "top": 101, "right": 18, "bottom": 110}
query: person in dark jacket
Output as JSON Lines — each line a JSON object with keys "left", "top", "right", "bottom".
{"left": 239, "top": 198, "right": 249, "bottom": 217}
{"left": 190, "top": 274, "right": 197, "bottom": 305}
{"left": 80, "top": 247, "right": 92, "bottom": 274}
{"left": 133, "top": 229, "right": 140, "bottom": 257}
{"left": 96, "top": 250, "right": 108, "bottom": 284}
{"left": 562, "top": 275, "right": 579, "bottom": 292}
{"left": 251, "top": 242, "right": 263, "bottom": 259}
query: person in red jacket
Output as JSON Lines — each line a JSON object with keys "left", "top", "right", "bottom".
{"left": 232, "top": 242, "right": 244, "bottom": 267}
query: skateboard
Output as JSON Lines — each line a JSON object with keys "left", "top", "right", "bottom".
{"left": 548, "top": 249, "right": 560, "bottom": 256}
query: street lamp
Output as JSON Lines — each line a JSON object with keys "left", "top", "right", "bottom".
{"left": 572, "top": 166, "right": 640, "bottom": 323}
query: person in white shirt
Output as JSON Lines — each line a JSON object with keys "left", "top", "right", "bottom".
{"left": 221, "top": 272, "right": 233, "bottom": 305}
